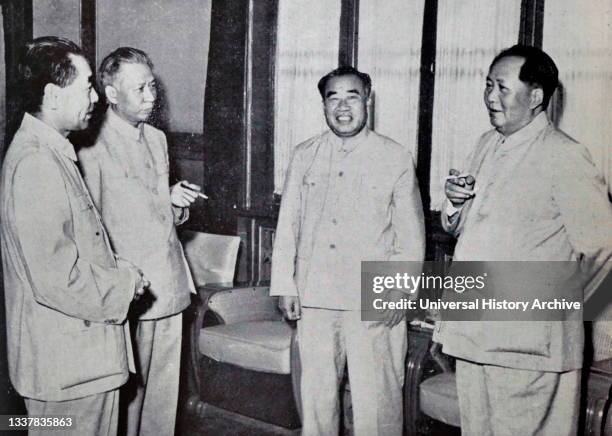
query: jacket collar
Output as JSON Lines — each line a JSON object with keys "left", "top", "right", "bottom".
{"left": 21, "top": 113, "right": 77, "bottom": 161}
{"left": 498, "top": 111, "right": 550, "bottom": 147}
{"left": 327, "top": 126, "right": 371, "bottom": 154}
{"left": 105, "top": 107, "right": 143, "bottom": 142}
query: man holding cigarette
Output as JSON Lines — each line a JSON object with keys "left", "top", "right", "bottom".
{"left": 435, "top": 45, "right": 612, "bottom": 435}
{"left": 271, "top": 66, "right": 425, "bottom": 435}
{"left": 78, "top": 47, "right": 199, "bottom": 436}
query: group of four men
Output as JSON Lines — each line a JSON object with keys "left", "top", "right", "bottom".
{"left": 1, "top": 35, "right": 610, "bottom": 436}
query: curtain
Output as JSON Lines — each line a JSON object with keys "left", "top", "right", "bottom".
{"left": 543, "top": 0, "right": 612, "bottom": 197}
{"left": 544, "top": 1, "right": 612, "bottom": 361}
{"left": 273, "top": 0, "right": 341, "bottom": 193}
{"left": 0, "top": 5, "right": 5, "bottom": 156}
{"left": 430, "top": 1, "right": 521, "bottom": 208}
{"left": 358, "top": 0, "right": 425, "bottom": 156}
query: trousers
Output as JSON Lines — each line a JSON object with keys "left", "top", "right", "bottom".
{"left": 456, "top": 359, "right": 581, "bottom": 436}
{"left": 120, "top": 313, "right": 182, "bottom": 436}
{"left": 25, "top": 389, "right": 119, "bottom": 436}
{"left": 298, "top": 307, "right": 407, "bottom": 436}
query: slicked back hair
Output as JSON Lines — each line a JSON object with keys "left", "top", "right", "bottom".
{"left": 491, "top": 44, "right": 559, "bottom": 110}
{"left": 99, "top": 47, "right": 153, "bottom": 89}
{"left": 317, "top": 66, "right": 372, "bottom": 99}
{"left": 21, "top": 36, "right": 84, "bottom": 114}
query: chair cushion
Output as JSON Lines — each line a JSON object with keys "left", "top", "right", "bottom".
{"left": 419, "top": 372, "right": 461, "bottom": 427}
{"left": 199, "top": 321, "right": 293, "bottom": 374}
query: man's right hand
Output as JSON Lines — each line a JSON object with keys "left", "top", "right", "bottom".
{"left": 445, "top": 168, "right": 476, "bottom": 207}
{"left": 279, "top": 296, "right": 301, "bottom": 321}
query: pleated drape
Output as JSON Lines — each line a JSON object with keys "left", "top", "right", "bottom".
{"left": 544, "top": 1, "right": 612, "bottom": 361}
{"left": 358, "top": 0, "right": 425, "bottom": 157}
{"left": 430, "top": 1, "right": 521, "bottom": 208}
{"left": 273, "top": 0, "right": 341, "bottom": 193}
{"left": 543, "top": 0, "right": 612, "bottom": 197}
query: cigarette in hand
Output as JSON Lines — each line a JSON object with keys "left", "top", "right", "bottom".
{"left": 180, "top": 182, "right": 209, "bottom": 200}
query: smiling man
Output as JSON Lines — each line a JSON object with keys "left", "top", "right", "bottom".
{"left": 78, "top": 47, "right": 199, "bottom": 436}
{"left": 436, "top": 45, "right": 612, "bottom": 435}
{"left": 271, "top": 66, "right": 425, "bottom": 435}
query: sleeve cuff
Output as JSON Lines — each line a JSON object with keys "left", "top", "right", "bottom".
{"left": 445, "top": 201, "right": 464, "bottom": 217}
{"left": 172, "top": 205, "right": 189, "bottom": 225}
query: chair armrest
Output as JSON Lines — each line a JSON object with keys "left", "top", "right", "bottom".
{"left": 187, "top": 285, "right": 283, "bottom": 393}
{"left": 405, "top": 327, "right": 456, "bottom": 436}
{"left": 205, "top": 286, "right": 283, "bottom": 325}
{"left": 290, "top": 326, "right": 302, "bottom": 422}
{"left": 429, "top": 342, "right": 455, "bottom": 373}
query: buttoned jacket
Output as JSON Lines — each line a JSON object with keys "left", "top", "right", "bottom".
{"left": 78, "top": 109, "right": 194, "bottom": 320}
{"left": 270, "top": 128, "right": 425, "bottom": 310}
{"left": 1, "top": 114, "right": 137, "bottom": 401}
{"left": 434, "top": 113, "right": 612, "bottom": 371}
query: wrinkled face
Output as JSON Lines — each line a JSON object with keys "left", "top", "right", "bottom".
{"left": 57, "top": 54, "right": 98, "bottom": 132}
{"left": 484, "top": 55, "right": 538, "bottom": 136}
{"left": 323, "top": 74, "right": 368, "bottom": 138}
{"left": 107, "top": 62, "right": 157, "bottom": 126}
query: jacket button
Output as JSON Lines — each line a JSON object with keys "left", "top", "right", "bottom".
{"left": 95, "top": 231, "right": 100, "bottom": 236}
{"left": 329, "top": 244, "right": 336, "bottom": 249}
{"left": 83, "top": 320, "right": 91, "bottom": 327}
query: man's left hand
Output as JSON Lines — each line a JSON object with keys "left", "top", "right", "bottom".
{"left": 378, "top": 289, "right": 407, "bottom": 328}
{"left": 170, "top": 181, "right": 201, "bottom": 208}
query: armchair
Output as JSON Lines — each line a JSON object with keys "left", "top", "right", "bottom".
{"left": 404, "top": 323, "right": 612, "bottom": 436}
{"left": 180, "top": 231, "right": 301, "bottom": 430}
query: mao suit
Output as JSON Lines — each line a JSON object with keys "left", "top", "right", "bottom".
{"left": 1, "top": 113, "right": 138, "bottom": 435}
{"left": 434, "top": 113, "right": 612, "bottom": 435}
{"left": 271, "top": 128, "right": 425, "bottom": 436}
{"left": 78, "top": 108, "right": 195, "bottom": 436}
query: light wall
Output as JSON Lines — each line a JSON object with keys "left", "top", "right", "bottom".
{"left": 97, "top": 0, "right": 211, "bottom": 133}
{"left": 33, "top": 0, "right": 80, "bottom": 43}
{"left": 33, "top": 0, "right": 211, "bottom": 134}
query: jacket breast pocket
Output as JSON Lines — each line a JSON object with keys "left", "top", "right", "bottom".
{"left": 71, "top": 193, "right": 101, "bottom": 235}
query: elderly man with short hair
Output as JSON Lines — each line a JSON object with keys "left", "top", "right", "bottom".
{"left": 435, "top": 45, "right": 612, "bottom": 435}
{"left": 271, "top": 66, "right": 425, "bottom": 436}
{"left": 78, "top": 47, "right": 200, "bottom": 436}
{"left": 0, "top": 36, "right": 147, "bottom": 436}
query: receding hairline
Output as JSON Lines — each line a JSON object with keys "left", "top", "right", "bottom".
{"left": 104, "top": 60, "right": 154, "bottom": 88}
{"left": 323, "top": 73, "right": 369, "bottom": 97}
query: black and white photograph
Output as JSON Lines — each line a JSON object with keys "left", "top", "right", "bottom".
{"left": 0, "top": 1, "right": 610, "bottom": 435}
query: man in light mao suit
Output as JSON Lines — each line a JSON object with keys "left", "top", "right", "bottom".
{"left": 1, "top": 37, "right": 147, "bottom": 436}
{"left": 271, "top": 66, "right": 425, "bottom": 436}
{"left": 435, "top": 45, "right": 612, "bottom": 435}
{"left": 78, "top": 47, "right": 201, "bottom": 436}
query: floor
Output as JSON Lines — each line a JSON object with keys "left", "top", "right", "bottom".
{"left": 176, "top": 403, "right": 299, "bottom": 436}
